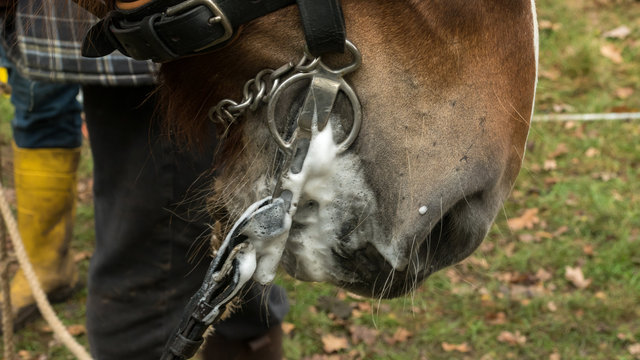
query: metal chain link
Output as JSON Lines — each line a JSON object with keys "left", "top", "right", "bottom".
{"left": 208, "top": 52, "right": 320, "bottom": 137}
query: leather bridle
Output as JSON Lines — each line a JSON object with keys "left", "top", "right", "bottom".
{"left": 82, "top": 0, "right": 347, "bottom": 62}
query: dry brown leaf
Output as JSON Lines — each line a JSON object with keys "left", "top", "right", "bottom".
{"left": 547, "top": 301, "right": 558, "bottom": 312}
{"left": 384, "top": 327, "right": 413, "bottom": 345}
{"left": 349, "top": 325, "right": 379, "bottom": 346}
{"left": 18, "top": 350, "right": 32, "bottom": 360}
{"left": 585, "top": 147, "right": 600, "bottom": 158}
{"left": 603, "top": 25, "right": 631, "bottom": 39}
{"left": 553, "top": 226, "right": 569, "bottom": 237}
{"left": 536, "top": 268, "right": 552, "bottom": 282}
{"left": 67, "top": 324, "right": 86, "bottom": 336}
{"left": 518, "top": 233, "right": 536, "bottom": 243}
{"left": 281, "top": 322, "right": 295, "bottom": 335}
{"left": 600, "top": 44, "right": 623, "bottom": 64}
{"left": 549, "top": 351, "right": 561, "bottom": 360}
{"left": 73, "top": 250, "right": 93, "bottom": 263}
{"left": 321, "top": 334, "right": 349, "bottom": 353}
{"left": 507, "top": 208, "right": 540, "bottom": 231}
{"left": 441, "top": 342, "right": 471, "bottom": 353}
{"left": 392, "top": 327, "right": 412, "bottom": 343}
{"left": 628, "top": 343, "right": 640, "bottom": 357}
{"left": 485, "top": 312, "right": 507, "bottom": 325}
{"left": 615, "top": 87, "right": 634, "bottom": 99}
{"left": 544, "top": 159, "right": 557, "bottom": 171}
{"left": 538, "top": 20, "right": 562, "bottom": 31}
{"left": 355, "top": 301, "right": 371, "bottom": 312}
{"left": 595, "top": 291, "right": 607, "bottom": 300}
{"left": 540, "top": 68, "right": 561, "bottom": 80}
{"left": 497, "top": 331, "right": 527, "bottom": 346}
{"left": 549, "top": 143, "right": 569, "bottom": 159}
{"left": 583, "top": 244, "right": 595, "bottom": 256}
{"left": 565, "top": 266, "right": 592, "bottom": 289}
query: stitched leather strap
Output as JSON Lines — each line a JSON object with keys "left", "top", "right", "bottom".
{"left": 296, "top": 0, "right": 345, "bottom": 56}
{"left": 82, "top": 0, "right": 346, "bottom": 62}
{"left": 83, "top": 0, "right": 296, "bottom": 62}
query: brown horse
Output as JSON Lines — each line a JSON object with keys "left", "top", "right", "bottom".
{"left": 151, "top": 0, "right": 538, "bottom": 298}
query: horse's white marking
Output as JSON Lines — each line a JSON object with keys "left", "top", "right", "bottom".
{"left": 419, "top": 206, "right": 428, "bottom": 215}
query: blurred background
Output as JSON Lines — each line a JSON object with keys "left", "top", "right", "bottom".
{"left": 0, "top": 0, "right": 638, "bottom": 359}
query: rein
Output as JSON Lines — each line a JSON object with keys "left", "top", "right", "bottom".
{"left": 79, "top": 1, "right": 362, "bottom": 359}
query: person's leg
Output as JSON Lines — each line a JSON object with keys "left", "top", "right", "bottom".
{"left": 83, "top": 84, "right": 289, "bottom": 359}
{"left": 1, "top": 45, "right": 83, "bottom": 328}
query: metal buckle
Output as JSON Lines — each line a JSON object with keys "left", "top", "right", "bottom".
{"left": 166, "top": 0, "right": 233, "bottom": 51}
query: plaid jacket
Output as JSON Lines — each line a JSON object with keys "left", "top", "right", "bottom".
{"left": 1, "top": 0, "right": 156, "bottom": 85}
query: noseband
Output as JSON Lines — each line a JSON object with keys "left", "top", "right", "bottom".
{"left": 81, "top": 1, "right": 362, "bottom": 359}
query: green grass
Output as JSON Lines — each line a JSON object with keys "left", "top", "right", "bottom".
{"left": 2, "top": 0, "right": 640, "bottom": 358}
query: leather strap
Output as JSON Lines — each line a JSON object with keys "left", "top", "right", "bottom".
{"left": 296, "top": 0, "right": 345, "bottom": 56}
{"left": 83, "top": 0, "right": 296, "bottom": 62}
{"left": 82, "top": 0, "right": 346, "bottom": 62}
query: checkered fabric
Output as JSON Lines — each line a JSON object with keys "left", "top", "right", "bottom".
{"left": 2, "top": 0, "right": 157, "bottom": 85}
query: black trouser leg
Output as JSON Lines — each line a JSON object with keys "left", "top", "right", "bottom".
{"left": 82, "top": 85, "right": 288, "bottom": 359}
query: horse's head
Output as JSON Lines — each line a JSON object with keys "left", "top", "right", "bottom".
{"left": 160, "top": 0, "right": 538, "bottom": 298}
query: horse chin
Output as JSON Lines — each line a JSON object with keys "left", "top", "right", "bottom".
{"left": 278, "top": 186, "right": 494, "bottom": 299}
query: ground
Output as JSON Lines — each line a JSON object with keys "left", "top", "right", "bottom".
{"left": 1, "top": 0, "right": 639, "bottom": 359}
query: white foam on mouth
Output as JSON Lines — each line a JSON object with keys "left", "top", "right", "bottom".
{"left": 239, "top": 116, "right": 406, "bottom": 285}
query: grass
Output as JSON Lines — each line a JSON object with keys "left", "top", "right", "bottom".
{"left": 2, "top": 0, "right": 640, "bottom": 358}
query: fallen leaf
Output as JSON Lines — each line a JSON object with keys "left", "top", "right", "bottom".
{"left": 281, "top": 322, "right": 295, "bottom": 335}
{"left": 565, "top": 266, "right": 592, "bottom": 289}
{"left": 485, "top": 312, "right": 507, "bottom": 325}
{"left": 617, "top": 333, "right": 633, "bottom": 341}
{"left": 507, "top": 208, "right": 540, "bottom": 231}
{"left": 18, "top": 350, "right": 31, "bottom": 360}
{"left": 349, "top": 325, "right": 379, "bottom": 346}
{"left": 321, "top": 334, "right": 349, "bottom": 353}
{"left": 536, "top": 268, "right": 552, "bottom": 282}
{"left": 615, "top": 87, "right": 634, "bottom": 99}
{"left": 549, "top": 351, "right": 561, "bottom": 360}
{"left": 355, "top": 301, "right": 371, "bottom": 312}
{"left": 548, "top": 143, "right": 569, "bottom": 159}
{"left": 538, "top": 20, "right": 562, "bottom": 31}
{"left": 552, "top": 226, "right": 569, "bottom": 237}
{"left": 540, "top": 68, "right": 561, "bottom": 80}
{"left": 73, "top": 250, "right": 93, "bottom": 263}
{"left": 603, "top": 25, "right": 631, "bottom": 39}
{"left": 543, "top": 159, "right": 557, "bottom": 171}
{"left": 585, "top": 147, "right": 600, "bottom": 158}
{"left": 595, "top": 291, "right": 607, "bottom": 300}
{"left": 497, "top": 331, "right": 527, "bottom": 346}
{"left": 385, "top": 328, "right": 413, "bottom": 345}
{"left": 441, "top": 342, "right": 472, "bottom": 353}
{"left": 518, "top": 233, "right": 536, "bottom": 243}
{"left": 67, "top": 324, "right": 86, "bottom": 336}
{"left": 547, "top": 301, "right": 558, "bottom": 312}
{"left": 628, "top": 343, "right": 640, "bottom": 357}
{"left": 600, "top": 44, "right": 623, "bottom": 64}
{"left": 40, "top": 324, "right": 53, "bottom": 333}
{"left": 583, "top": 244, "right": 594, "bottom": 256}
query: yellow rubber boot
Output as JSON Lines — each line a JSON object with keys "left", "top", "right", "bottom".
{"left": 7, "top": 144, "right": 81, "bottom": 328}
